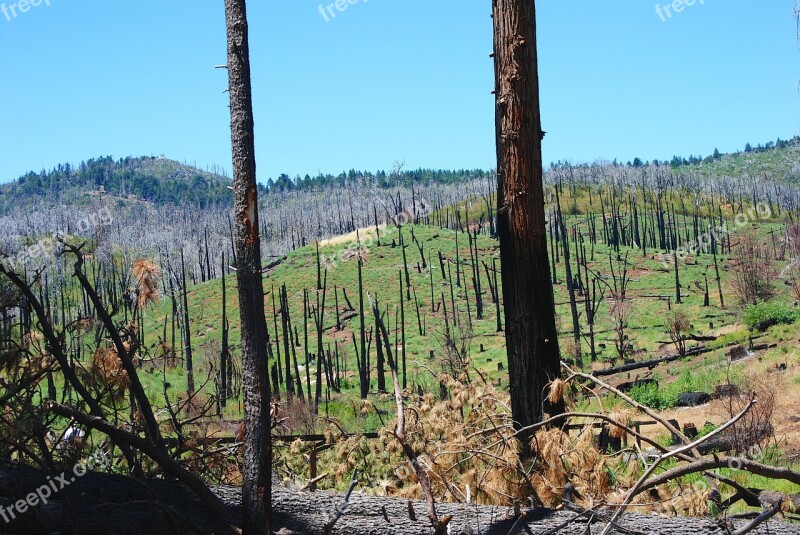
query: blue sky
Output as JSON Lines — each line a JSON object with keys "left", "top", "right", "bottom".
{"left": 0, "top": 1, "right": 798, "bottom": 183}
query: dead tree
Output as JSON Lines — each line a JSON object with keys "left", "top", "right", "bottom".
{"left": 224, "top": 0, "right": 272, "bottom": 531}
{"left": 556, "top": 185, "right": 582, "bottom": 367}
{"left": 493, "top": 0, "right": 562, "bottom": 443}
{"left": 179, "top": 249, "right": 195, "bottom": 394}
{"left": 220, "top": 252, "right": 230, "bottom": 408}
{"left": 356, "top": 234, "right": 369, "bottom": 399}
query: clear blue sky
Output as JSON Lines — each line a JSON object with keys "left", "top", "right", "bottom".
{"left": 1, "top": 1, "right": 798, "bottom": 183}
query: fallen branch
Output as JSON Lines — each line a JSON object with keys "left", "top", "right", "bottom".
{"left": 592, "top": 346, "right": 711, "bottom": 377}
{"left": 731, "top": 498, "right": 783, "bottom": 535}
{"left": 324, "top": 469, "right": 358, "bottom": 535}
{"left": 637, "top": 456, "right": 800, "bottom": 493}
{"left": 45, "top": 402, "right": 234, "bottom": 534}
{"left": 599, "top": 394, "right": 757, "bottom": 535}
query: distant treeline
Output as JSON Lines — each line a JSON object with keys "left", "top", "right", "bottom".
{"left": 3, "top": 155, "right": 491, "bottom": 209}
{"left": 547, "top": 135, "right": 800, "bottom": 170}
{"left": 265, "top": 168, "right": 491, "bottom": 193}
{"left": 6, "top": 134, "right": 799, "bottom": 210}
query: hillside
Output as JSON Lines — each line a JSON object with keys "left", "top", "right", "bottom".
{"left": 4, "top": 165, "right": 800, "bottom": 525}
{"left": 0, "top": 155, "right": 492, "bottom": 215}
{"left": 669, "top": 136, "right": 800, "bottom": 182}
{"left": 121, "top": 208, "right": 800, "bottom": 505}
{"left": 0, "top": 156, "right": 234, "bottom": 212}
{"left": 3, "top": 140, "right": 800, "bottom": 522}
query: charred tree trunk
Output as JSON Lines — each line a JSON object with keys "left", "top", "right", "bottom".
{"left": 179, "top": 249, "right": 195, "bottom": 394}
{"left": 224, "top": 0, "right": 272, "bottom": 531}
{"left": 220, "top": 252, "right": 229, "bottom": 408}
{"left": 357, "top": 238, "right": 369, "bottom": 399}
{"left": 375, "top": 307, "right": 386, "bottom": 393}
{"left": 4, "top": 463, "right": 798, "bottom": 535}
{"left": 556, "top": 186, "right": 582, "bottom": 367}
{"left": 493, "top": 0, "right": 562, "bottom": 445}
{"left": 315, "top": 269, "right": 328, "bottom": 411}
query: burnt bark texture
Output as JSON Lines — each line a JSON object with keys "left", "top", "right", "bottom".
{"left": 224, "top": 0, "right": 272, "bottom": 533}
{"left": 492, "top": 0, "right": 562, "bottom": 445}
{"left": 1, "top": 464, "right": 798, "bottom": 535}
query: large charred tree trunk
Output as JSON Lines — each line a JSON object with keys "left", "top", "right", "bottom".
{"left": 224, "top": 1, "right": 272, "bottom": 533}
{"left": 4, "top": 462, "right": 799, "bottom": 535}
{"left": 492, "top": 0, "right": 562, "bottom": 448}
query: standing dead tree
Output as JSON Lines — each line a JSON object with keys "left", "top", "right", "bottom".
{"left": 731, "top": 230, "right": 775, "bottom": 305}
{"left": 224, "top": 0, "right": 272, "bottom": 532}
{"left": 492, "top": 0, "right": 562, "bottom": 446}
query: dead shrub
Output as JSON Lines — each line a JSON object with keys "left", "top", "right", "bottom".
{"left": 131, "top": 259, "right": 161, "bottom": 309}
{"left": 712, "top": 370, "right": 777, "bottom": 454}
{"left": 731, "top": 231, "right": 775, "bottom": 305}
{"left": 664, "top": 309, "right": 691, "bottom": 356}
{"left": 91, "top": 347, "right": 130, "bottom": 394}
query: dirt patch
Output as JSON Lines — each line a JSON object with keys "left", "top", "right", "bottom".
{"left": 712, "top": 323, "right": 746, "bottom": 337}
{"left": 318, "top": 226, "right": 380, "bottom": 247}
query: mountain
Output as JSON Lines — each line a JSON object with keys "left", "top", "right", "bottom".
{"left": 0, "top": 156, "right": 233, "bottom": 214}
{"left": 0, "top": 155, "right": 494, "bottom": 215}
{"left": 3, "top": 135, "right": 798, "bottom": 217}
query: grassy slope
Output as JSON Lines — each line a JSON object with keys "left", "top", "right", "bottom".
{"left": 678, "top": 142, "right": 800, "bottom": 182}
{"left": 27, "top": 140, "right": 800, "bottom": 504}
{"left": 136, "top": 207, "right": 791, "bottom": 424}
{"left": 130, "top": 209, "right": 800, "bottom": 500}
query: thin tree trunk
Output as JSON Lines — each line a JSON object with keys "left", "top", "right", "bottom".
{"left": 224, "top": 0, "right": 271, "bottom": 532}
{"left": 220, "top": 252, "right": 229, "bottom": 408}
{"left": 179, "top": 249, "right": 195, "bottom": 394}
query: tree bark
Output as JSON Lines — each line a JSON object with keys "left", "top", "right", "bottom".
{"left": 224, "top": 1, "right": 271, "bottom": 533}
{"left": 3, "top": 463, "right": 799, "bottom": 535}
{"left": 492, "top": 0, "right": 562, "bottom": 446}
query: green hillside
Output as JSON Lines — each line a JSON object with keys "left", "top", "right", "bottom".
{"left": 134, "top": 209, "right": 786, "bottom": 427}
{"left": 0, "top": 156, "right": 233, "bottom": 212}
{"left": 672, "top": 137, "right": 800, "bottom": 182}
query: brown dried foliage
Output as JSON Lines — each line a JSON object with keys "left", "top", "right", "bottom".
{"left": 91, "top": 346, "right": 130, "bottom": 394}
{"left": 132, "top": 258, "right": 161, "bottom": 309}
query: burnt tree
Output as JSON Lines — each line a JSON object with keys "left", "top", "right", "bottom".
{"left": 492, "top": 0, "right": 562, "bottom": 445}
{"left": 224, "top": 0, "right": 272, "bottom": 533}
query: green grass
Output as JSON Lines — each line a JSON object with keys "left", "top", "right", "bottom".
{"left": 127, "top": 208, "right": 783, "bottom": 423}
{"left": 38, "top": 178, "right": 798, "bottom": 438}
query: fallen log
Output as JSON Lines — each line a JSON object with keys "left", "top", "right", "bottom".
{"left": 594, "top": 345, "right": 712, "bottom": 377}
{"left": 2, "top": 461, "right": 800, "bottom": 534}
{"left": 677, "top": 392, "right": 711, "bottom": 407}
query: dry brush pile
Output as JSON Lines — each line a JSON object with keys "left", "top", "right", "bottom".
{"left": 274, "top": 361, "right": 800, "bottom": 533}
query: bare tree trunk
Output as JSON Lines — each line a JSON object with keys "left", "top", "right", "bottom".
{"left": 220, "top": 252, "right": 229, "bottom": 409}
{"left": 179, "top": 249, "right": 195, "bottom": 394}
{"left": 224, "top": 1, "right": 271, "bottom": 533}
{"left": 556, "top": 185, "right": 582, "bottom": 367}
{"left": 492, "top": 0, "right": 562, "bottom": 448}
